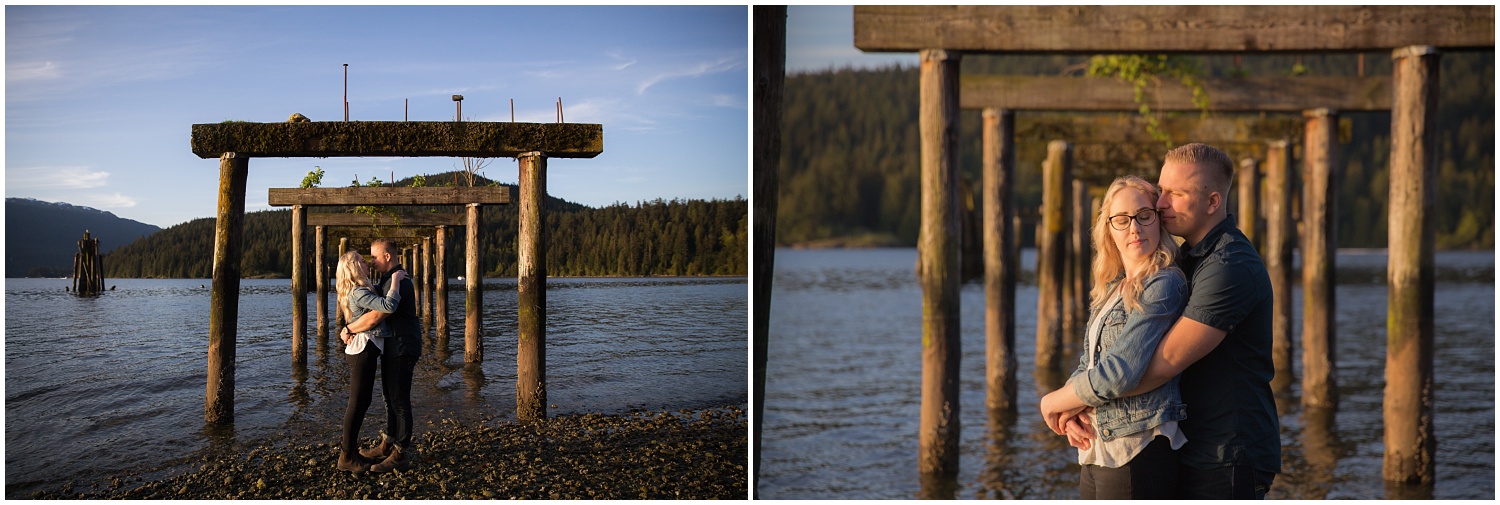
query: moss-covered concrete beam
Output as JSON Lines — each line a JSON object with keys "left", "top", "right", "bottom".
{"left": 192, "top": 121, "right": 602, "bottom": 159}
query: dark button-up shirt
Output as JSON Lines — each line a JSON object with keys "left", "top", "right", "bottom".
{"left": 1176, "top": 214, "right": 1281, "bottom": 474}
{"left": 374, "top": 263, "right": 422, "bottom": 358}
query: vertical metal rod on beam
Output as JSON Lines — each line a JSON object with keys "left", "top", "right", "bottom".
{"left": 336, "top": 237, "right": 348, "bottom": 329}
{"left": 751, "top": 7, "right": 786, "bottom": 495}
{"left": 981, "top": 108, "right": 1017, "bottom": 414}
{"left": 916, "top": 48, "right": 960, "bottom": 482}
{"left": 518, "top": 152, "right": 548, "bottom": 421}
{"left": 316, "top": 226, "right": 327, "bottom": 343}
{"left": 1384, "top": 45, "right": 1439, "bottom": 485}
{"left": 1036, "top": 140, "right": 1072, "bottom": 373}
{"left": 465, "top": 204, "right": 484, "bottom": 364}
{"left": 1302, "top": 108, "right": 1339, "bottom": 409}
{"left": 207, "top": 152, "right": 248, "bottom": 425}
{"left": 1265, "top": 141, "right": 1295, "bottom": 393}
{"left": 435, "top": 226, "right": 449, "bottom": 339}
{"left": 343, "top": 64, "right": 349, "bottom": 122}
{"left": 1238, "top": 158, "right": 1261, "bottom": 253}
{"left": 291, "top": 205, "right": 307, "bottom": 363}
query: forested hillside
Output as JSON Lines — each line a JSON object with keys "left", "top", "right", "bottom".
{"left": 6, "top": 198, "right": 162, "bottom": 277}
{"left": 103, "top": 173, "right": 746, "bottom": 279}
{"left": 778, "top": 52, "right": 1494, "bottom": 249}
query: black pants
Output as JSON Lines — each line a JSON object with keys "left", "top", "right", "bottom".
{"left": 340, "top": 344, "right": 381, "bottom": 454}
{"left": 380, "top": 353, "right": 418, "bottom": 451}
{"left": 1177, "top": 462, "right": 1276, "bottom": 499}
{"left": 1080, "top": 435, "right": 1179, "bottom": 499}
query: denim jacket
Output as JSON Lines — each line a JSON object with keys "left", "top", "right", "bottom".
{"left": 346, "top": 285, "right": 400, "bottom": 339}
{"left": 1066, "top": 267, "right": 1189, "bottom": 442}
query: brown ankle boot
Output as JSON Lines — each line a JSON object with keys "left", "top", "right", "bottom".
{"left": 359, "top": 433, "right": 391, "bottom": 460}
{"left": 370, "top": 447, "right": 411, "bottom": 473}
{"left": 336, "top": 450, "right": 373, "bottom": 473}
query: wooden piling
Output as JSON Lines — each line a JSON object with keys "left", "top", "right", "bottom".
{"left": 917, "top": 48, "right": 961, "bottom": 478}
{"left": 518, "top": 153, "right": 548, "bottom": 421}
{"left": 435, "top": 226, "right": 449, "bottom": 339}
{"left": 422, "top": 237, "right": 433, "bottom": 335}
{"left": 1070, "top": 179, "right": 1090, "bottom": 355}
{"left": 336, "top": 237, "right": 347, "bottom": 328}
{"left": 752, "top": 6, "right": 785, "bottom": 494}
{"left": 291, "top": 205, "right": 307, "bottom": 363}
{"left": 1036, "top": 140, "right": 1071, "bottom": 373}
{"left": 1384, "top": 45, "right": 1438, "bottom": 484}
{"left": 1238, "top": 158, "right": 1261, "bottom": 252}
{"left": 465, "top": 203, "right": 484, "bottom": 364}
{"left": 981, "top": 108, "right": 1017, "bottom": 414}
{"left": 207, "top": 152, "right": 247, "bottom": 425}
{"left": 72, "top": 232, "right": 104, "bottom": 295}
{"left": 1302, "top": 108, "right": 1339, "bottom": 409}
{"left": 315, "top": 226, "right": 327, "bottom": 342}
{"left": 1264, "top": 141, "right": 1295, "bottom": 393}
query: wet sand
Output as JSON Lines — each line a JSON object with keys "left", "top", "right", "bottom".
{"left": 32, "top": 407, "right": 748, "bottom": 500}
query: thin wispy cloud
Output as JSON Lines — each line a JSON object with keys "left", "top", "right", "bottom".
{"left": 9, "top": 166, "right": 111, "bottom": 191}
{"left": 6, "top": 61, "right": 61, "bottom": 82}
{"left": 86, "top": 192, "right": 137, "bottom": 208}
{"left": 606, "top": 50, "right": 637, "bottom": 71}
{"left": 635, "top": 54, "right": 742, "bottom": 95}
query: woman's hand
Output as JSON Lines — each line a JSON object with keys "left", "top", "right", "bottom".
{"left": 1063, "top": 410, "right": 1096, "bottom": 450}
{"left": 340, "top": 328, "right": 353, "bottom": 345}
{"left": 390, "top": 269, "right": 407, "bottom": 284}
{"left": 1040, "top": 388, "right": 1087, "bottom": 435}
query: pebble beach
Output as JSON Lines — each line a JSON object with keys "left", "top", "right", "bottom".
{"left": 32, "top": 406, "right": 748, "bottom": 500}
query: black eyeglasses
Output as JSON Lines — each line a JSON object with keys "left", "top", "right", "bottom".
{"left": 1108, "top": 209, "right": 1158, "bottom": 230}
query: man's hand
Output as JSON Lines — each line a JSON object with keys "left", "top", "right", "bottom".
{"left": 1039, "top": 387, "right": 1088, "bottom": 435}
{"left": 339, "top": 327, "right": 353, "bottom": 345}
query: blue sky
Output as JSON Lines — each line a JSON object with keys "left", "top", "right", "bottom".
{"left": 786, "top": 5, "right": 914, "bottom": 75}
{"left": 6, "top": 5, "right": 748, "bottom": 228}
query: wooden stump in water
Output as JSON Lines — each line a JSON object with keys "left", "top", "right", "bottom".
{"left": 72, "top": 231, "right": 105, "bottom": 296}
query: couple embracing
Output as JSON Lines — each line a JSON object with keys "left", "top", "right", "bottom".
{"left": 1039, "top": 144, "right": 1281, "bottom": 499}
{"left": 331, "top": 238, "right": 422, "bottom": 474}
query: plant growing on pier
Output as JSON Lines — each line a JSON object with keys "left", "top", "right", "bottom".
{"left": 351, "top": 176, "right": 400, "bottom": 228}
{"left": 299, "top": 166, "right": 324, "bottom": 189}
{"left": 1087, "top": 54, "right": 1211, "bottom": 146}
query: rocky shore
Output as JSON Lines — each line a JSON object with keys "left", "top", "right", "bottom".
{"left": 34, "top": 407, "right": 747, "bottom": 500}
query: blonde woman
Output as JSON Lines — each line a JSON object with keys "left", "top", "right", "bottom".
{"left": 1038, "top": 175, "right": 1189, "bottom": 499}
{"left": 333, "top": 250, "right": 404, "bottom": 472}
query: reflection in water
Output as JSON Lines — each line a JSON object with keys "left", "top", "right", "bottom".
{"left": 916, "top": 470, "right": 958, "bottom": 499}
{"left": 462, "top": 363, "right": 487, "bottom": 403}
{"left": 1299, "top": 406, "right": 1340, "bottom": 499}
{"left": 978, "top": 407, "right": 1020, "bottom": 499}
{"left": 1385, "top": 480, "right": 1435, "bottom": 500}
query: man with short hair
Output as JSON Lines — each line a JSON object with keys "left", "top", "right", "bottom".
{"left": 343, "top": 238, "right": 421, "bottom": 473}
{"left": 1064, "top": 143, "right": 1281, "bottom": 498}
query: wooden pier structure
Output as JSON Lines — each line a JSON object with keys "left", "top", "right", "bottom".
{"left": 854, "top": 5, "right": 1492, "bottom": 486}
{"left": 193, "top": 120, "right": 602, "bottom": 425}
{"left": 71, "top": 231, "right": 105, "bottom": 295}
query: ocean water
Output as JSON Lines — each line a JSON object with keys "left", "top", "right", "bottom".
{"left": 5, "top": 276, "right": 748, "bottom": 497}
{"left": 761, "top": 248, "right": 1494, "bottom": 499}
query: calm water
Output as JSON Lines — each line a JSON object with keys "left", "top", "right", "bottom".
{"left": 762, "top": 248, "right": 1494, "bottom": 499}
{"left": 5, "top": 277, "right": 747, "bottom": 497}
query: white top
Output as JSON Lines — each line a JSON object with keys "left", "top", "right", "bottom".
{"left": 343, "top": 331, "right": 385, "bottom": 355}
{"left": 1076, "top": 287, "right": 1187, "bottom": 468}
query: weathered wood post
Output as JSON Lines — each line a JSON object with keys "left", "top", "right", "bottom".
{"left": 1302, "top": 108, "right": 1339, "bottom": 409}
{"left": 435, "top": 226, "right": 449, "bottom": 339}
{"left": 1238, "top": 158, "right": 1261, "bottom": 253}
{"left": 752, "top": 6, "right": 785, "bottom": 495}
{"left": 465, "top": 203, "right": 484, "bottom": 364}
{"left": 518, "top": 152, "right": 548, "bottom": 421}
{"left": 981, "top": 107, "right": 1017, "bottom": 414}
{"left": 1071, "top": 179, "right": 1090, "bottom": 353}
{"left": 207, "top": 152, "right": 247, "bottom": 425}
{"left": 291, "top": 205, "right": 307, "bottom": 363}
{"left": 315, "top": 226, "right": 327, "bottom": 342}
{"left": 1384, "top": 45, "right": 1439, "bottom": 484}
{"left": 1036, "top": 140, "right": 1071, "bottom": 373}
{"left": 72, "top": 231, "right": 104, "bottom": 295}
{"left": 1264, "top": 141, "right": 1295, "bottom": 393}
{"left": 917, "top": 48, "right": 961, "bottom": 480}
{"left": 422, "top": 236, "right": 433, "bottom": 335}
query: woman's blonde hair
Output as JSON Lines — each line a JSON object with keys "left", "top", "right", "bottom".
{"left": 335, "top": 250, "right": 373, "bottom": 323}
{"left": 1089, "top": 175, "right": 1179, "bottom": 313}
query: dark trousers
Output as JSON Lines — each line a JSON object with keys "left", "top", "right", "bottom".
{"left": 1177, "top": 463, "right": 1276, "bottom": 499}
{"left": 380, "top": 353, "right": 418, "bottom": 451}
{"left": 1080, "top": 435, "right": 1180, "bottom": 499}
{"left": 340, "top": 344, "right": 381, "bottom": 454}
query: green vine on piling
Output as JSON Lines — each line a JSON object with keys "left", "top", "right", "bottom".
{"left": 1087, "top": 54, "right": 1211, "bottom": 146}
{"left": 351, "top": 176, "right": 399, "bottom": 229}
